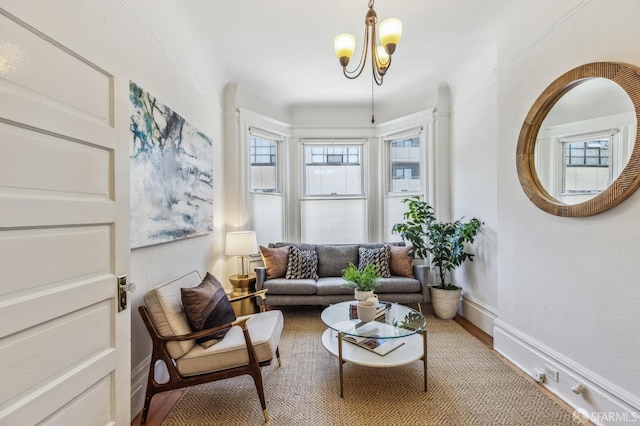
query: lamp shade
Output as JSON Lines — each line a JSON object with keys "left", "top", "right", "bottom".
{"left": 225, "top": 231, "right": 258, "bottom": 256}
{"left": 378, "top": 18, "right": 402, "bottom": 47}
{"left": 334, "top": 33, "right": 356, "bottom": 60}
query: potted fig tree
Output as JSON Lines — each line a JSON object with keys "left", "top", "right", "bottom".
{"left": 392, "top": 196, "right": 482, "bottom": 319}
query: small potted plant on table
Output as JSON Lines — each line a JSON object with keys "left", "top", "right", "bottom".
{"left": 341, "top": 262, "right": 380, "bottom": 301}
{"left": 392, "top": 196, "right": 482, "bottom": 319}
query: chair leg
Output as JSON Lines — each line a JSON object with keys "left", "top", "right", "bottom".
{"left": 140, "top": 391, "right": 153, "bottom": 425}
{"left": 250, "top": 370, "right": 268, "bottom": 422}
{"left": 276, "top": 347, "right": 281, "bottom": 367}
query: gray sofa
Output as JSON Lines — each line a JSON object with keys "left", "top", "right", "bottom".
{"left": 255, "top": 242, "right": 429, "bottom": 307}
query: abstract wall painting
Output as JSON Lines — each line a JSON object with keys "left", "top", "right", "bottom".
{"left": 129, "top": 81, "right": 213, "bottom": 248}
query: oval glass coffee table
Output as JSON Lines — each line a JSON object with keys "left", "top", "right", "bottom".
{"left": 321, "top": 301, "right": 427, "bottom": 398}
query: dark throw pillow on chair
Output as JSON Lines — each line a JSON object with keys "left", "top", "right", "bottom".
{"left": 181, "top": 272, "right": 236, "bottom": 346}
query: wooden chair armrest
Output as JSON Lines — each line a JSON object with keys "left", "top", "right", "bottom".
{"left": 158, "top": 318, "right": 250, "bottom": 342}
{"left": 228, "top": 289, "right": 268, "bottom": 304}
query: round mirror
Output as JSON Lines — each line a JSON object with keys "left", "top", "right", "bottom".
{"left": 517, "top": 62, "right": 640, "bottom": 216}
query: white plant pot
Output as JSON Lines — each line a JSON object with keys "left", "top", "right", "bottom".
{"left": 354, "top": 289, "right": 373, "bottom": 301}
{"left": 429, "top": 286, "right": 463, "bottom": 320}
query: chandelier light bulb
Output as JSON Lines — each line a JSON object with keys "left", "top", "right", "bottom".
{"left": 376, "top": 45, "right": 390, "bottom": 69}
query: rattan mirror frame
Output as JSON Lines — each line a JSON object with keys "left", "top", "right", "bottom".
{"left": 516, "top": 62, "right": 640, "bottom": 217}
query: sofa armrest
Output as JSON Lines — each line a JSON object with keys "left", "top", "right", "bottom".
{"left": 255, "top": 267, "right": 267, "bottom": 291}
{"left": 413, "top": 264, "right": 430, "bottom": 299}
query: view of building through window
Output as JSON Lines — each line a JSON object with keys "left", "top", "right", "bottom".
{"left": 390, "top": 136, "right": 421, "bottom": 193}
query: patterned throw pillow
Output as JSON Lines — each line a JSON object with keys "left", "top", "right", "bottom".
{"left": 389, "top": 245, "right": 414, "bottom": 278}
{"left": 181, "top": 273, "right": 236, "bottom": 346}
{"left": 358, "top": 245, "right": 391, "bottom": 278}
{"left": 260, "top": 245, "right": 289, "bottom": 279}
{"left": 285, "top": 246, "right": 319, "bottom": 279}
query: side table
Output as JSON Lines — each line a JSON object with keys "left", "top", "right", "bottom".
{"left": 228, "top": 273, "right": 257, "bottom": 316}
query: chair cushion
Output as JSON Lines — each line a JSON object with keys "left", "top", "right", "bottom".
{"left": 181, "top": 273, "right": 236, "bottom": 344}
{"left": 389, "top": 245, "right": 415, "bottom": 278}
{"left": 358, "top": 245, "right": 391, "bottom": 278}
{"left": 285, "top": 246, "right": 319, "bottom": 279}
{"left": 316, "top": 245, "right": 359, "bottom": 277}
{"left": 259, "top": 245, "right": 289, "bottom": 279}
{"left": 143, "top": 271, "right": 202, "bottom": 359}
{"left": 176, "top": 310, "right": 284, "bottom": 377}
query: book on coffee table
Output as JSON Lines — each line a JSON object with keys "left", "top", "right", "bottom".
{"left": 333, "top": 320, "right": 405, "bottom": 356}
{"left": 348, "top": 301, "right": 391, "bottom": 320}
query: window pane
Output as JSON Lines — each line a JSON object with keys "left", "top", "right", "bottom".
{"left": 304, "top": 144, "right": 362, "bottom": 195}
{"left": 301, "top": 199, "right": 366, "bottom": 243}
{"left": 562, "top": 136, "right": 611, "bottom": 194}
{"left": 250, "top": 137, "right": 278, "bottom": 193}
{"left": 389, "top": 136, "right": 421, "bottom": 193}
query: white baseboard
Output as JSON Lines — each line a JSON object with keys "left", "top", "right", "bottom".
{"left": 494, "top": 319, "right": 640, "bottom": 426}
{"left": 130, "top": 356, "right": 151, "bottom": 422}
{"left": 459, "top": 293, "right": 497, "bottom": 337}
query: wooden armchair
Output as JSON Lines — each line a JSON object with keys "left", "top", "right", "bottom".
{"left": 138, "top": 271, "right": 283, "bottom": 424}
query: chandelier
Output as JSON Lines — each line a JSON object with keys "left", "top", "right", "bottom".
{"left": 334, "top": 0, "right": 402, "bottom": 86}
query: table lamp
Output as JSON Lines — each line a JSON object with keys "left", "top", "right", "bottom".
{"left": 225, "top": 231, "right": 258, "bottom": 278}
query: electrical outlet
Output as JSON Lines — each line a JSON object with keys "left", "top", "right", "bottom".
{"left": 532, "top": 368, "right": 545, "bottom": 383}
{"left": 544, "top": 364, "right": 559, "bottom": 382}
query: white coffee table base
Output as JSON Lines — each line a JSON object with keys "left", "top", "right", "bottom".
{"left": 321, "top": 328, "right": 427, "bottom": 397}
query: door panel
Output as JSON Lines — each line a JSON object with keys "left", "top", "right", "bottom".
{"left": 0, "top": 7, "right": 130, "bottom": 425}
{"left": 0, "top": 122, "right": 112, "bottom": 198}
{"left": 0, "top": 12, "right": 112, "bottom": 122}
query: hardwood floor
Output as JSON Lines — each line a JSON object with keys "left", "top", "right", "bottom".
{"left": 131, "top": 312, "right": 581, "bottom": 426}
{"left": 130, "top": 388, "right": 185, "bottom": 426}
{"left": 453, "top": 314, "right": 493, "bottom": 349}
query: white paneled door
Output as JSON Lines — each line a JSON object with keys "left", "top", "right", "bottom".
{"left": 0, "top": 8, "right": 130, "bottom": 426}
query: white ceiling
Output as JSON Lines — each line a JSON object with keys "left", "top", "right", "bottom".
{"left": 168, "top": 0, "right": 512, "bottom": 108}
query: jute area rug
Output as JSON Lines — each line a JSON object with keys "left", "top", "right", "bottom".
{"left": 161, "top": 307, "right": 575, "bottom": 426}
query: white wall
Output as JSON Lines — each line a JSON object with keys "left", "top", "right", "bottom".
{"left": 455, "top": 0, "right": 640, "bottom": 422}
{"left": 120, "top": 2, "right": 227, "bottom": 417}
{"left": 448, "top": 41, "right": 499, "bottom": 335}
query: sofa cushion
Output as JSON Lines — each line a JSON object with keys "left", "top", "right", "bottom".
{"left": 259, "top": 245, "right": 289, "bottom": 279}
{"left": 358, "top": 245, "right": 391, "bottom": 278}
{"left": 316, "top": 245, "right": 359, "bottom": 277}
{"left": 286, "top": 246, "right": 319, "bottom": 279}
{"left": 181, "top": 273, "right": 236, "bottom": 345}
{"left": 316, "top": 277, "right": 354, "bottom": 295}
{"left": 176, "top": 310, "right": 283, "bottom": 377}
{"left": 271, "top": 242, "right": 316, "bottom": 251}
{"left": 375, "top": 277, "right": 422, "bottom": 293}
{"left": 262, "top": 278, "right": 317, "bottom": 295}
{"left": 389, "top": 245, "right": 415, "bottom": 278}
